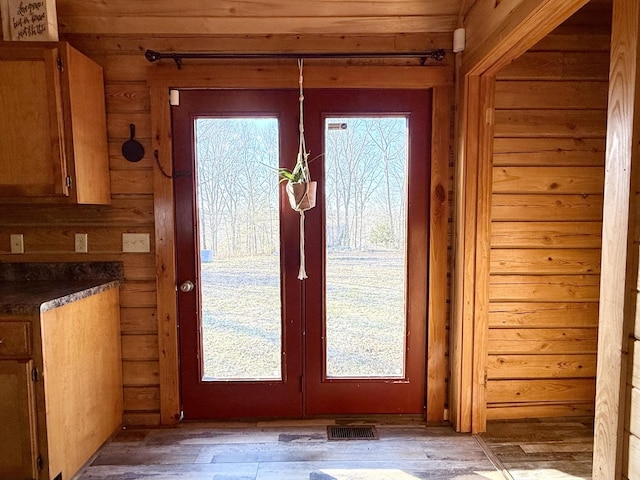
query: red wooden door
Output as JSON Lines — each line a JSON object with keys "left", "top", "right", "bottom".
{"left": 173, "top": 89, "right": 304, "bottom": 419}
{"left": 303, "top": 89, "right": 431, "bottom": 415}
{"left": 173, "top": 88, "right": 431, "bottom": 419}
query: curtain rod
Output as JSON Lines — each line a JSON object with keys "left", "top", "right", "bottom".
{"left": 144, "top": 49, "right": 446, "bottom": 69}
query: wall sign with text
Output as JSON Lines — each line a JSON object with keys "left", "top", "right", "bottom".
{"left": 1, "top": 0, "right": 59, "bottom": 41}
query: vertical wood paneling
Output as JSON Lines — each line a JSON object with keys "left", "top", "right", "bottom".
{"left": 488, "top": 9, "right": 610, "bottom": 421}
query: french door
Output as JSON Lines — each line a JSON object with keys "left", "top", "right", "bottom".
{"left": 173, "top": 88, "right": 431, "bottom": 419}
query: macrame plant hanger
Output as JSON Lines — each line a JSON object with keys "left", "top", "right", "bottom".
{"left": 290, "top": 58, "right": 314, "bottom": 280}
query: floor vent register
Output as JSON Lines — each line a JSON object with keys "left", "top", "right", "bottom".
{"left": 327, "top": 425, "right": 379, "bottom": 441}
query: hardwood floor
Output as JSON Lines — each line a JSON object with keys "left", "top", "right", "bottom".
{"left": 75, "top": 418, "right": 593, "bottom": 480}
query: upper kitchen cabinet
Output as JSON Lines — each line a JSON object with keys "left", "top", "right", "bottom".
{"left": 0, "top": 42, "right": 110, "bottom": 204}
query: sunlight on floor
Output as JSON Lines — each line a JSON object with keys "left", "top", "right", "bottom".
{"left": 315, "top": 470, "right": 509, "bottom": 480}
{"left": 507, "top": 469, "right": 588, "bottom": 480}
{"left": 316, "top": 469, "right": 421, "bottom": 479}
{"left": 473, "top": 472, "right": 508, "bottom": 480}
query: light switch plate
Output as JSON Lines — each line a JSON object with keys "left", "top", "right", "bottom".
{"left": 75, "top": 233, "right": 88, "bottom": 253}
{"left": 10, "top": 234, "right": 24, "bottom": 254}
{"left": 122, "top": 233, "right": 150, "bottom": 253}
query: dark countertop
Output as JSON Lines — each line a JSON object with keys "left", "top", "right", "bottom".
{"left": 0, "top": 262, "right": 123, "bottom": 315}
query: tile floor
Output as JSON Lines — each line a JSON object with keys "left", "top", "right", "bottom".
{"left": 479, "top": 417, "right": 594, "bottom": 480}
{"left": 75, "top": 418, "right": 594, "bottom": 480}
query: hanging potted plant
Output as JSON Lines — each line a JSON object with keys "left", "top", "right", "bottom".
{"left": 279, "top": 59, "right": 316, "bottom": 280}
{"left": 278, "top": 151, "right": 317, "bottom": 212}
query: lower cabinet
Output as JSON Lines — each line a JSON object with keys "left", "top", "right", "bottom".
{"left": 0, "top": 360, "right": 38, "bottom": 479}
{"left": 0, "top": 287, "right": 123, "bottom": 480}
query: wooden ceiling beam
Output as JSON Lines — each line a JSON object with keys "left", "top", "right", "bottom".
{"left": 461, "top": 0, "right": 590, "bottom": 75}
{"left": 55, "top": 0, "right": 461, "bottom": 18}
{"left": 58, "top": 15, "right": 458, "bottom": 36}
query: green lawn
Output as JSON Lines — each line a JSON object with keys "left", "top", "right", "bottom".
{"left": 200, "top": 252, "right": 406, "bottom": 380}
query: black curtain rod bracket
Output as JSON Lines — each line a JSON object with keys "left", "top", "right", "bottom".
{"left": 144, "top": 49, "right": 446, "bottom": 69}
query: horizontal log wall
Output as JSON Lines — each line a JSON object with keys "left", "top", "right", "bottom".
{"left": 0, "top": 0, "right": 453, "bottom": 424}
{"left": 488, "top": 11, "right": 611, "bottom": 420}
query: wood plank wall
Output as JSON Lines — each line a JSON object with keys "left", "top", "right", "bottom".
{"left": 487, "top": 9, "right": 611, "bottom": 420}
{"left": 0, "top": 23, "right": 452, "bottom": 423}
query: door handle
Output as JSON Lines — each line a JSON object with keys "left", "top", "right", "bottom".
{"left": 179, "top": 280, "right": 195, "bottom": 293}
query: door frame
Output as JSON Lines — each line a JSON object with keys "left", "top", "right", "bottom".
{"left": 148, "top": 63, "right": 452, "bottom": 425}
{"left": 452, "top": 0, "right": 594, "bottom": 435}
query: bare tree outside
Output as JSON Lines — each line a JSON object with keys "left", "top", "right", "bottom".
{"left": 196, "top": 117, "right": 282, "bottom": 380}
{"left": 195, "top": 115, "right": 409, "bottom": 380}
{"left": 324, "top": 117, "right": 408, "bottom": 378}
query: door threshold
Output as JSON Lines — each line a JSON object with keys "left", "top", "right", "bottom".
{"left": 305, "top": 414, "right": 427, "bottom": 426}
{"left": 179, "top": 414, "right": 428, "bottom": 428}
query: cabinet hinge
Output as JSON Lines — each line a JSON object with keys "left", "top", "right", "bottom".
{"left": 31, "top": 367, "right": 39, "bottom": 382}
{"left": 57, "top": 57, "right": 63, "bottom": 72}
{"left": 37, "top": 454, "right": 43, "bottom": 470}
{"left": 66, "top": 176, "right": 72, "bottom": 189}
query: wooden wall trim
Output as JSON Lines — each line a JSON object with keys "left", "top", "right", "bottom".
{"left": 593, "top": 0, "right": 640, "bottom": 477}
{"left": 456, "top": 74, "right": 481, "bottom": 433}
{"left": 147, "top": 65, "right": 453, "bottom": 89}
{"left": 426, "top": 85, "right": 451, "bottom": 423}
{"left": 150, "top": 86, "right": 181, "bottom": 425}
{"left": 450, "top": 74, "right": 494, "bottom": 433}
{"left": 60, "top": 16, "right": 457, "bottom": 36}
{"left": 462, "top": 0, "right": 590, "bottom": 76}
{"left": 471, "top": 75, "right": 495, "bottom": 433}
{"left": 148, "top": 64, "right": 452, "bottom": 425}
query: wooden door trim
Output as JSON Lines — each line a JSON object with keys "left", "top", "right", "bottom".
{"left": 593, "top": 1, "right": 640, "bottom": 478}
{"left": 148, "top": 64, "right": 452, "bottom": 424}
{"left": 452, "top": 0, "right": 594, "bottom": 433}
{"left": 427, "top": 85, "right": 451, "bottom": 422}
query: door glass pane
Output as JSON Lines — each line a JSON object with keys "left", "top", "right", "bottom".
{"left": 195, "top": 117, "right": 282, "bottom": 381}
{"left": 324, "top": 117, "right": 409, "bottom": 378}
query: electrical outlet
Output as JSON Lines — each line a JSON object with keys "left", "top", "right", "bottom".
{"left": 75, "top": 233, "right": 88, "bottom": 253}
{"left": 10, "top": 234, "right": 24, "bottom": 254}
{"left": 122, "top": 233, "right": 150, "bottom": 253}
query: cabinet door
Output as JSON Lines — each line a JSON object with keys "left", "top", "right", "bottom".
{"left": 0, "top": 46, "right": 68, "bottom": 198}
{"left": 0, "top": 360, "right": 38, "bottom": 480}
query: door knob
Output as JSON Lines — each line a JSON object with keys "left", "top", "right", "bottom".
{"left": 179, "top": 280, "right": 195, "bottom": 292}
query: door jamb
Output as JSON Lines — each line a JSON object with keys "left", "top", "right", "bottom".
{"left": 451, "top": 0, "right": 592, "bottom": 433}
